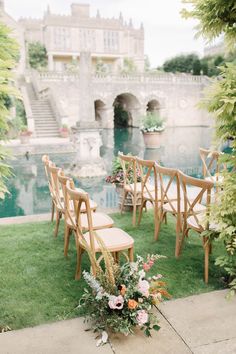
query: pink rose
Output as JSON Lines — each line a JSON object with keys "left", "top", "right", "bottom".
{"left": 137, "top": 279, "right": 150, "bottom": 297}
{"left": 136, "top": 310, "right": 149, "bottom": 325}
{"left": 143, "top": 263, "right": 150, "bottom": 271}
{"left": 108, "top": 295, "right": 124, "bottom": 310}
{"left": 148, "top": 260, "right": 154, "bottom": 267}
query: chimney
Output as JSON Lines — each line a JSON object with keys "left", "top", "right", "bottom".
{"left": 71, "top": 4, "right": 90, "bottom": 18}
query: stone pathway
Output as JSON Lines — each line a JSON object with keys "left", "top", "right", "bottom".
{"left": 0, "top": 290, "right": 235, "bottom": 354}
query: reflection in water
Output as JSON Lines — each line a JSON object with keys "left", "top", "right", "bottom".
{"left": 0, "top": 127, "right": 212, "bottom": 218}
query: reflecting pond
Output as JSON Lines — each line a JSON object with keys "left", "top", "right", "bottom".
{"left": 0, "top": 126, "right": 213, "bottom": 218}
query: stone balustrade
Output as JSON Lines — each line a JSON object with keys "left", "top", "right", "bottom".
{"left": 37, "top": 71, "right": 209, "bottom": 84}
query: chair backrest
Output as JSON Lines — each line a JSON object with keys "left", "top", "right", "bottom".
{"left": 42, "top": 155, "right": 54, "bottom": 195}
{"left": 65, "top": 180, "right": 95, "bottom": 253}
{"left": 178, "top": 171, "right": 214, "bottom": 231}
{"left": 136, "top": 157, "right": 158, "bottom": 204}
{"left": 47, "top": 163, "right": 64, "bottom": 209}
{"left": 199, "top": 148, "right": 223, "bottom": 181}
{"left": 118, "top": 153, "right": 137, "bottom": 193}
{"left": 57, "top": 169, "right": 73, "bottom": 201}
{"left": 155, "top": 163, "right": 180, "bottom": 213}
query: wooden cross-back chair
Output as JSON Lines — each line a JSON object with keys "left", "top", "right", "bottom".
{"left": 179, "top": 171, "right": 214, "bottom": 283}
{"left": 118, "top": 153, "right": 138, "bottom": 226}
{"left": 136, "top": 158, "right": 160, "bottom": 240}
{"left": 199, "top": 148, "right": 225, "bottom": 190}
{"left": 155, "top": 164, "right": 183, "bottom": 254}
{"left": 65, "top": 180, "right": 134, "bottom": 280}
{"left": 47, "top": 163, "right": 65, "bottom": 237}
{"left": 54, "top": 169, "right": 113, "bottom": 247}
{"left": 42, "top": 155, "right": 55, "bottom": 222}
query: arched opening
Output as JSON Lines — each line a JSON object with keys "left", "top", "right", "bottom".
{"left": 94, "top": 99, "right": 106, "bottom": 126}
{"left": 113, "top": 93, "right": 140, "bottom": 128}
{"left": 146, "top": 99, "right": 160, "bottom": 114}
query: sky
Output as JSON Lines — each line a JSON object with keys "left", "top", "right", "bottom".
{"left": 4, "top": 0, "right": 206, "bottom": 67}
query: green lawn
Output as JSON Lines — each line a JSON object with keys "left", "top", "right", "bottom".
{"left": 0, "top": 211, "right": 225, "bottom": 330}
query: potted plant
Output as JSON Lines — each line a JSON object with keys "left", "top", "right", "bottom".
{"left": 60, "top": 124, "right": 70, "bottom": 138}
{"left": 140, "top": 112, "right": 165, "bottom": 149}
{"left": 19, "top": 126, "right": 32, "bottom": 144}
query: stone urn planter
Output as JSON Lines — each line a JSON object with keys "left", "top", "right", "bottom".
{"left": 142, "top": 131, "right": 164, "bottom": 149}
{"left": 19, "top": 128, "right": 32, "bottom": 144}
{"left": 140, "top": 112, "right": 165, "bottom": 149}
{"left": 115, "top": 183, "right": 141, "bottom": 211}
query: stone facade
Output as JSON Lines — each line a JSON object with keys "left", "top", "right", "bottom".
{"left": 18, "top": 3, "right": 145, "bottom": 72}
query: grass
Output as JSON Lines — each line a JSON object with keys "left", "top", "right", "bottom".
{"left": 0, "top": 210, "right": 226, "bottom": 330}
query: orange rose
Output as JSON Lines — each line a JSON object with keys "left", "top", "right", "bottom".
{"left": 120, "top": 284, "right": 126, "bottom": 296}
{"left": 128, "top": 299, "right": 138, "bottom": 310}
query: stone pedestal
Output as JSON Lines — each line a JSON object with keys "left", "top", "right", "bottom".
{"left": 70, "top": 127, "right": 106, "bottom": 178}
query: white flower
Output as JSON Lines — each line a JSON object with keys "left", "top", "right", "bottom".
{"left": 137, "top": 279, "right": 150, "bottom": 297}
{"left": 139, "top": 269, "right": 146, "bottom": 279}
{"left": 83, "top": 270, "right": 101, "bottom": 293}
{"left": 108, "top": 295, "right": 124, "bottom": 310}
{"left": 96, "top": 331, "right": 108, "bottom": 347}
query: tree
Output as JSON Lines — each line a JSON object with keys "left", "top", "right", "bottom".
{"left": 163, "top": 54, "right": 199, "bottom": 73}
{"left": 121, "top": 58, "right": 137, "bottom": 74}
{"left": 28, "top": 41, "right": 47, "bottom": 69}
{"left": 192, "top": 58, "right": 201, "bottom": 75}
{"left": 0, "top": 22, "right": 19, "bottom": 199}
{"left": 182, "top": 0, "right": 236, "bottom": 295}
{"left": 181, "top": 0, "right": 236, "bottom": 48}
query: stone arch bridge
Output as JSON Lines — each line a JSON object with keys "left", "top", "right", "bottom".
{"left": 25, "top": 58, "right": 211, "bottom": 135}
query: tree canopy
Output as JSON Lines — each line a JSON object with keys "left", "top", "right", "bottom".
{"left": 28, "top": 41, "right": 47, "bottom": 69}
{"left": 181, "top": 0, "right": 236, "bottom": 48}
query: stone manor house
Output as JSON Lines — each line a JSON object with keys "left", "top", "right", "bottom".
{"left": 0, "top": 1, "right": 211, "bottom": 138}
{"left": 1, "top": 1, "right": 145, "bottom": 73}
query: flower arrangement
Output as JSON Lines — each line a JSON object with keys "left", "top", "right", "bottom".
{"left": 60, "top": 124, "right": 70, "bottom": 138}
{"left": 140, "top": 112, "right": 165, "bottom": 133}
{"left": 105, "top": 154, "right": 141, "bottom": 185}
{"left": 79, "top": 237, "right": 170, "bottom": 346}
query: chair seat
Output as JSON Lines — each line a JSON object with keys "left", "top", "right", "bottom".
{"left": 66, "top": 212, "right": 114, "bottom": 231}
{"left": 125, "top": 182, "right": 154, "bottom": 194}
{"left": 82, "top": 227, "right": 134, "bottom": 252}
{"left": 187, "top": 213, "right": 217, "bottom": 231}
{"left": 163, "top": 200, "right": 206, "bottom": 214}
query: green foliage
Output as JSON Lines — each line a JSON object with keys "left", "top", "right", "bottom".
{"left": 114, "top": 105, "right": 129, "bottom": 127}
{"left": 163, "top": 53, "right": 199, "bottom": 73}
{"left": 121, "top": 57, "right": 137, "bottom": 74}
{"left": 28, "top": 42, "right": 47, "bottom": 69}
{"left": 162, "top": 52, "right": 236, "bottom": 77}
{"left": 140, "top": 112, "right": 165, "bottom": 132}
{"left": 95, "top": 59, "right": 108, "bottom": 74}
{"left": 183, "top": 0, "right": 236, "bottom": 292}
{"left": 181, "top": 0, "right": 236, "bottom": 49}
{"left": 0, "top": 22, "right": 19, "bottom": 199}
{"left": 200, "top": 64, "right": 236, "bottom": 291}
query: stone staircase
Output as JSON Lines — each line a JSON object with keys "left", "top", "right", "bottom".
{"left": 25, "top": 82, "right": 60, "bottom": 138}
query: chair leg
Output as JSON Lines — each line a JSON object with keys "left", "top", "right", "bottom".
{"left": 75, "top": 246, "right": 83, "bottom": 280}
{"left": 54, "top": 210, "right": 61, "bottom": 238}
{"left": 175, "top": 219, "right": 182, "bottom": 258}
{"left": 137, "top": 199, "right": 145, "bottom": 226}
{"left": 120, "top": 190, "right": 128, "bottom": 214}
{"left": 204, "top": 237, "right": 210, "bottom": 284}
{"left": 154, "top": 212, "right": 161, "bottom": 241}
{"left": 64, "top": 224, "right": 71, "bottom": 257}
{"left": 51, "top": 200, "right": 55, "bottom": 222}
{"left": 132, "top": 194, "right": 137, "bottom": 227}
{"left": 128, "top": 247, "right": 134, "bottom": 262}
